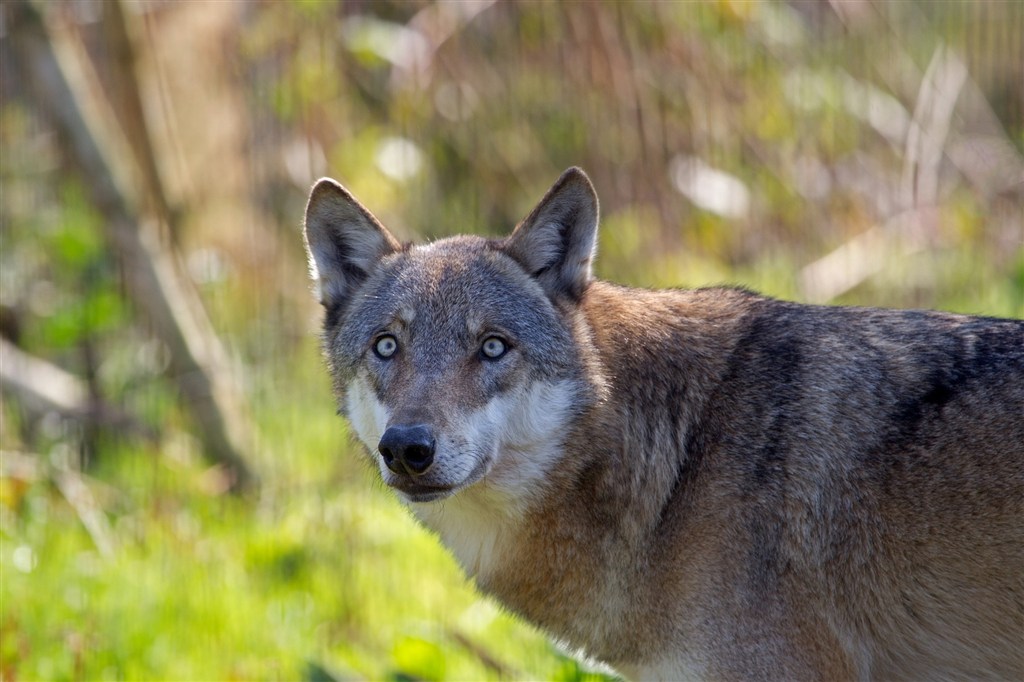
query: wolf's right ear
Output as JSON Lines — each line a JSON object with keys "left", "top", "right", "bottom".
{"left": 304, "top": 178, "right": 401, "bottom": 311}
{"left": 502, "top": 167, "right": 599, "bottom": 302}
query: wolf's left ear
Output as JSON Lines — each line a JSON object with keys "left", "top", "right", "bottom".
{"left": 502, "top": 167, "right": 599, "bottom": 301}
{"left": 304, "top": 178, "right": 401, "bottom": 311}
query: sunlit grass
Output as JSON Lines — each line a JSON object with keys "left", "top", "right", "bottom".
{"left": 2, "top": 341, "right": 614, "bottom": 681}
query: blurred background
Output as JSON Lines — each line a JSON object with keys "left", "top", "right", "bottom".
{"left": 1, "top": 1, "right": 1021, "bottom": 679}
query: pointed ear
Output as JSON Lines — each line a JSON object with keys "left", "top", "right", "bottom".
{"left": 303, "top": 178, "right": 401, "bottom": 311}
{"left": 501, "top": 167, "right": 599, "bottom": 301}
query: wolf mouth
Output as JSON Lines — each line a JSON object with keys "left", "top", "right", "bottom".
{"left": 389, "top": 452, "right": 494, "bottom": 503}
{"left": 391, "top": 481, "right": 456, "bottom": 503}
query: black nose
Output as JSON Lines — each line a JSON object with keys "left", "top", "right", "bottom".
{"left": 378, "top": 424, "right": 436, "bottom": 476}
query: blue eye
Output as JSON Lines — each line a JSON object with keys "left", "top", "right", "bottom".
{"left": 481, "top": 336, "right": 507, "bottom": 359}
{"left": 374, "top": 335, "right": 398, "bottom": 358}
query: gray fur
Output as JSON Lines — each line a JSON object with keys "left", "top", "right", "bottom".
{"left": 304, "top": 168, "right": 1024, "bottom": 681}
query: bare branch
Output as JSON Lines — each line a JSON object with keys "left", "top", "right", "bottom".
{"left": 0, "top": 338, "right": 88, "bottom": 416}
{"left": 1, "top": 450, "right": 116, "bottom": 558}
{"left": 0, "top": 338, "right": 158, "bottom": 440}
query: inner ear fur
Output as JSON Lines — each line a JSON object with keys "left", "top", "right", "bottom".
{"left": 303, "top": 177, "right": 401, "bottom": 310}
{"left": 501, "top": 167, "right": 599, "bottom": 302}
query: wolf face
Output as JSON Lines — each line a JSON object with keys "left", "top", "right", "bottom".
{"left": 305, "top": 169, "right": 600, "bottom": 511}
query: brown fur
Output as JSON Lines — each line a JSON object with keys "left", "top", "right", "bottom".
{"left": 304, "top": 168, "right": 1024, "bottom": 680}
{"left": 503, "top": 282, "right": 1024, "bottom": 678}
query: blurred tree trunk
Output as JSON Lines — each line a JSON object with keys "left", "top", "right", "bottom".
{"left": 6, "top": 0, "right": 256, "bottom": 492}
{"left": 101, "top": 0, "right": 179, "bottom": 243}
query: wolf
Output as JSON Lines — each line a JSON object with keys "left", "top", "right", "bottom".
{"left": 303, "top": 167, "right": 1024, "bottom": 680}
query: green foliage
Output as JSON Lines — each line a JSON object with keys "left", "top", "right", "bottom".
{"left": 2, "top": 1, "right": 1021, "bottom": 680}
{"left": 16, "top": 183, "right": 126, "bottom": 350}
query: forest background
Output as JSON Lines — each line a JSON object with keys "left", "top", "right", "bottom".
{"left": 2, "top": 1, "right": 1022, "bottom": 680}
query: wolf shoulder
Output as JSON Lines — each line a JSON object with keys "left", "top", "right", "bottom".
{"left": 585, "top": 281, "right": 1024, "bottom": 478}
{"left": 727, "top": 291, "right": 1024, "bottom": 399}
{"left": 587, "top": 282, "right": 1023, "bottom": 392}
{"left": 730, "top": 293, "right": 1023, "bottom": 479}
{"left": 732, "top": 293, "right": 1024, "bottom": 425}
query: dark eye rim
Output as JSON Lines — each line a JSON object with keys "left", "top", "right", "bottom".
{"left": 480, "top": 335, "right": 509, "bottom": 360}
{"left": 373, "top": 334, "right": 399, "bottom": 359}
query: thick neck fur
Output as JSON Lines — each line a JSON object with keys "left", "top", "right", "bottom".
{"left": 446, "top": 282, "right": 756, "bottom": 663}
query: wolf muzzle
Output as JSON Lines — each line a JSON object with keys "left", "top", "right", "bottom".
{"left": 378, "top": 424, "right": 436, "bottom": 476}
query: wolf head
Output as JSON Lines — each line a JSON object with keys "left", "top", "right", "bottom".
{"left": 304, "top": 168, "right": 601, "bottom": 509}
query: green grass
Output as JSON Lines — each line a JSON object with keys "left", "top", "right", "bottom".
{"left": 1, "top": 341, "right": 616, "bottom": 681}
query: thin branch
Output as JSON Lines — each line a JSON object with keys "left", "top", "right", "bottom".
{"left": 0, "top": 338, "right": 158, "bottom": 441}
{"left": 0, "top": 338, "right": 88, "bottom": 416}
{"left": 798, "top": 207, "right": 935, "bottom": 304}
{"left": 54, "top": 466, "right": 117, "bottom": 558}
{"left": 901, "top": 45, "right": 968, "bottom": 209}
{"left": 447, "top": 628, "right": 522, "bottom": 679}
{"left": 1, "top": 450, "right": 116, "bottom": 558}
